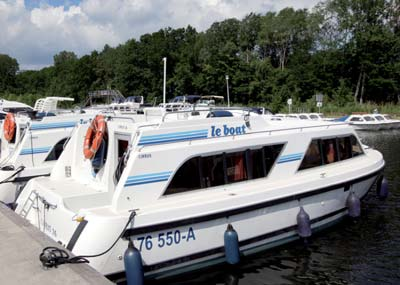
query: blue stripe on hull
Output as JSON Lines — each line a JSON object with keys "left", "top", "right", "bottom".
{"left": 20, "top": 147, "right": 51, "bottom": 155}
{"left": 138, "top": 130, "right": 208, "bottom": 146}
{"left": 30, "top": 122, "right": 77, "bottom": 130}
{"left": 124, "top": 171, "right": 173, "bottom": 187}
{"left": 277, "top": 153, "right": 303, "bottom": 164}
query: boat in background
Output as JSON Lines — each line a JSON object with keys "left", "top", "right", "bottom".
{"left": 274, "top": 113, "right": 326, "bottom": 121}
{"left": 0, "top": 98, "right": 33, "bottom": 120}
{"left": 371, "top": 114, "right": 400, "bottom": 129}
{"left": 335, "top": 114, "right": 400, "bottom": 130}
{"left": 195, "top": 95, "right": 225, "bottom": 107}
{"left": 0, "top": 98, "right": 95, "bottom": 205}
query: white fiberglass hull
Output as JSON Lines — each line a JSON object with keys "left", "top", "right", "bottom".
{"left": 0, "top": 165, "right": 51, "bottom": 204}
{"left": 350, "top": 123, "right": 382, "bottom": 131}
{"left": 15, "top": 150, "right": 384, "bottom": 279}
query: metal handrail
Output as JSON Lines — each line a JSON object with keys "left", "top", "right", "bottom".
{"left": 161, "top": 106, "right": 253, "bottom": 122}
{"left": 105, "top": 116, "right": 136, "bottom": 123}
{"left": 136, "top": 120, "right": 351, "bottom": 148}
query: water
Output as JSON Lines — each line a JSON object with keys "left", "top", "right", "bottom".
{"left": 151, "top": 130, "right": 400, "bottom": 285}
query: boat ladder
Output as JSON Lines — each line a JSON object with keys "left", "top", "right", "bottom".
{"left": 19, "top": 190, "right": 38, "bottom": 219}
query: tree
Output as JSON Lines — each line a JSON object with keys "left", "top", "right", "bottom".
{"left": 0, "top": 54, "right": 19, "bottom": 92}
{"left": 320, "top": 0, "right": 400, "bottom": 103}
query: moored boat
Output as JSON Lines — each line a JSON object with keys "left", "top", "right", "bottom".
{"left": 372, "top": 114, "right": 400, "bottom": 129}
{"left": 0, "top": 100, "right": 94, "bottom": 204}
{"left": 15, "top": 110, "right": 385, "bottom": 279}
{"left": 336, "top": 114, "right": 400, "bottom": 130}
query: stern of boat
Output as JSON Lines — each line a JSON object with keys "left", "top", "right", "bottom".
{"left": 14, "top": 176, "right": 129, "bottom": 275}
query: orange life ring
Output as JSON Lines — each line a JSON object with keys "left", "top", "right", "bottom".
{"left": 83, "top": 114, "right": 107, "bottom": 159}
{"left": 4, "top": 113, "right": 16, "bottom": 142}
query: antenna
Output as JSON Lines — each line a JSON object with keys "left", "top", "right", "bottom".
{"left": 163, "top": 57, "right": 167, "bottom": 105}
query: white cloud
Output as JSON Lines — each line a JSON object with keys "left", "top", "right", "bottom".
{"left": 0, "top": 0, "right": 319, "bottom": 70}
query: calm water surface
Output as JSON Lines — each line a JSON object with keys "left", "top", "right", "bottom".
{"left": 149, "top": 130, "right": 400, "bottom": 285}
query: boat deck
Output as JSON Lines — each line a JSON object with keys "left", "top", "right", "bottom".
{"left": 0, "top": 203, "right": 113, "bottom": 285}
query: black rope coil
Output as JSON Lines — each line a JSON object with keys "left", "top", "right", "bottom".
{"left": 39, "top": 210, "right": 136, "bottom": 268}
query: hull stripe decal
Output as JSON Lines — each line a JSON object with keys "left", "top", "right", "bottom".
{"left": 277, "top": 153, "right": 303, "bottom": 164}
{"left": 124, "top": 171, "right": 173, "bottom": 187}
{"left": 30, "top": 122, "right": 77, "bottom": 130}
{"left": 138, "top": 130, "right": 208, "bottom": 146}
{"left": 20, "top": 147, "right": 51, "bottom": 155}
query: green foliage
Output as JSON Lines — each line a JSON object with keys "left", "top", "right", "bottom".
{"left": 0, "top": 54, "right": 19, "bottom": 92}
{"left": 0, "top": 1, "right": 399, "bottom": 113}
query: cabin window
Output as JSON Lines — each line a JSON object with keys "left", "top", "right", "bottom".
{"left": 45, "top": 138, "right": 68, "bottom": 161}
{"left": 350, "top": 135, "right": 363, "bottom": 157}
{"left": 299, "top": 135, "right": 364, "bottom": 171}
{"left": 299, "top": 140, "right": 322, "bottom": 170}
{"left": 164, "top": 157, "right": 202, "bottom": 195}
{"left": 350, "top": 117, "right": 362, "bottom": 122}
{"left": 164, "top": 144, "right": 284, "bottom": 195}
{"left": 265, "top": 145, "right": 284, "bottom": 171}
{"left": 375, "top": 116, "right": 384, "bottom": 121}
{"left": 310, "top": 115, "right": 318, "bottom": 120}
{"left": 201, "top": 154, "right": 225, "bottom": 187}
{"left": 226, "top": 152, "right": 247, "bottom": 183}
{"left": 247, "top": 148, "right": 265, "bottom": 179}
{"left": 364, "top": 116, "right": 375, "bottom": 121}
{"left": 321, "top": 138, "right": 338, "bottom": 164}
{"left": 299, "top": 115, "right": 308, "bottom": 120}
{"left": 337, "top": 137, "right": 352, "bottom": 161}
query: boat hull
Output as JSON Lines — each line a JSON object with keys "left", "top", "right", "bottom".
{"left": 123, "top": 169, "right": 381, "bottom": 279}
{"left": 16, "top": 165, "right": 382, "bottom": 279}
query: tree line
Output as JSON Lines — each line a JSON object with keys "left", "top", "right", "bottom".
{"left": 0, "top": 0, "right": 399, "bottom": 112}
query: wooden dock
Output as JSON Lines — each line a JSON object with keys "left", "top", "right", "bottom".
{"left": 0, "top": 203, "right": 113, "bottom": 285}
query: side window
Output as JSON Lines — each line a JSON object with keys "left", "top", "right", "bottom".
{"left": 264, "top": 145, "right": 284, "bottom": 171}
{"left": 247, "top": 148, "right": 265, "bottom": 179}
{"left": 350, "top": 135, "right": 363, "bottom": 157}
{"left": 45, "top": 138, "right": 68, "bottom": 161}
{"left": 299, "top": 140, "right": 322, "bottom": 170}
{"left": 226, "top": 152, "right": 247, "bottom": 183}
{"left": 164, "top": 144, "right": 284, "bottom": 195}
{"left": 202, "top": 154, "right": 225, "bottom": 187}
{"left": 337, "top": 137, "right": 352, "bottom": 161}
{"left": 321, "top": 138, "right": 338, "bottom": 164}
{"left": 164, "top": 157, "right": 201, "bottom": 195}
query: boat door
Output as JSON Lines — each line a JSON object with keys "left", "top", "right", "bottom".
{"left": 114, "top": 133, "right": 131, "bottom": 183}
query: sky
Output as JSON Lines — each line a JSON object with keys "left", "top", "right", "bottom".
{"left": 0, "top": 0, "right": 320, "bottom": 70}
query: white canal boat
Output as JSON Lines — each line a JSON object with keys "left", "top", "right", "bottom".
{"left": 338, "top": 114, "right": 400, "bottom": 130}
{"left": 371, "top": 114, "right": 400, "bottom": 129}
{"left": 0, "top": 109, "right": 94, "bottom": 204}
{"left": 15, "top": 110, "right": 385, "bottom": 279}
